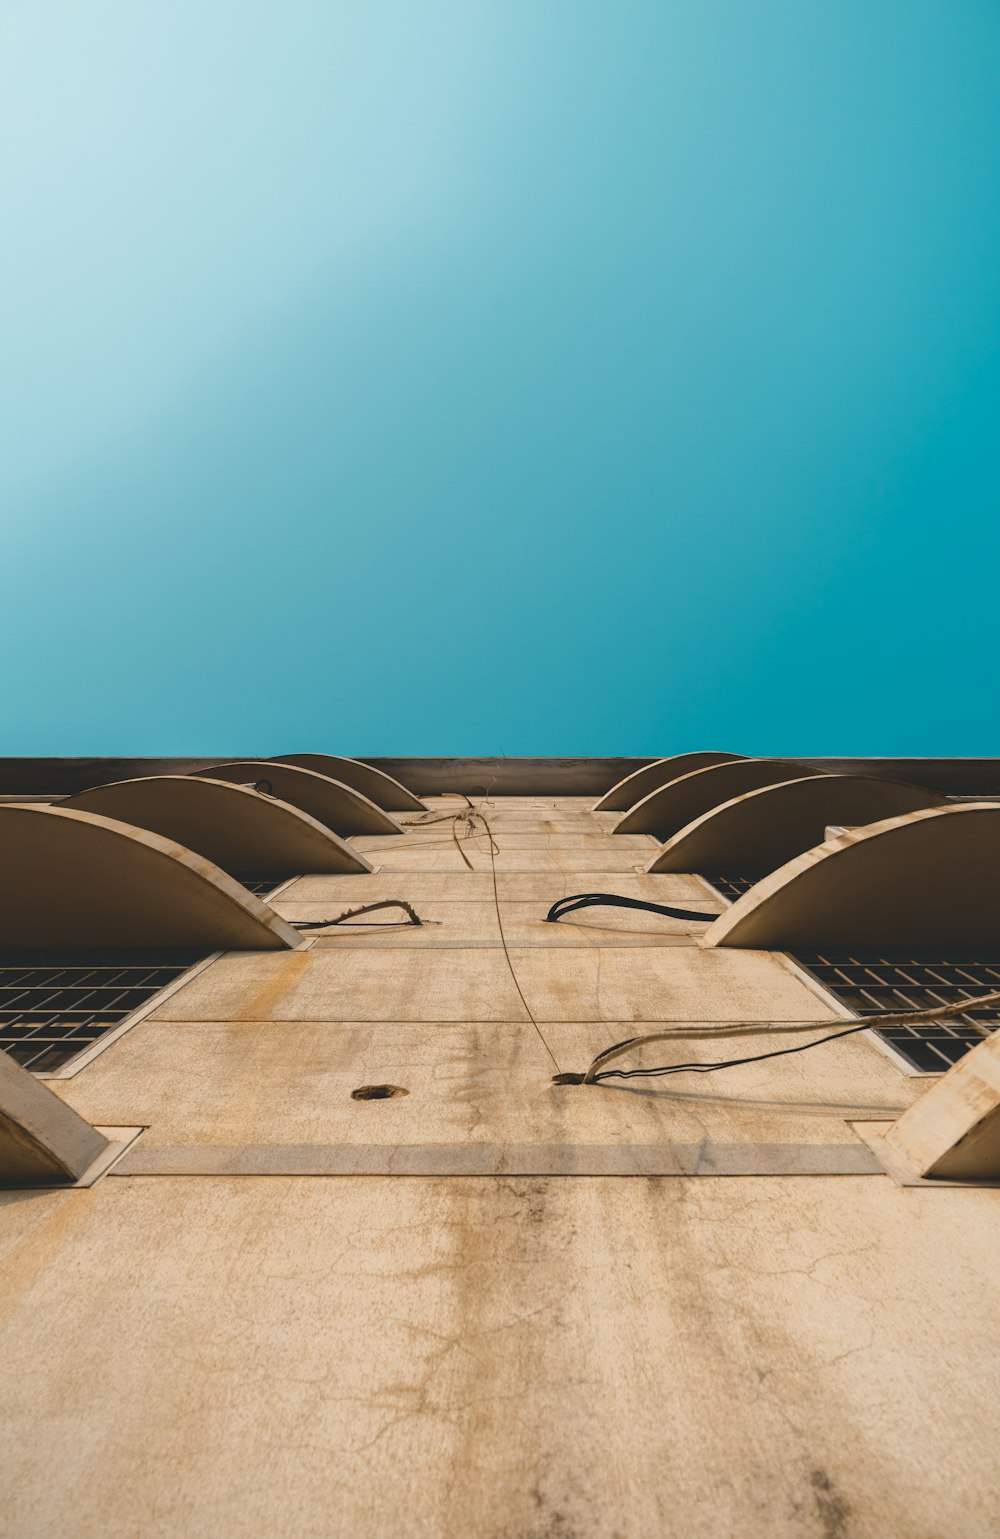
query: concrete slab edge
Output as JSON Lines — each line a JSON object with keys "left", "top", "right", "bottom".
{"left": 114, "top": 1141, "right": 883, "bottom": 1178}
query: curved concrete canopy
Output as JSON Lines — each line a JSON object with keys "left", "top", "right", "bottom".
{"left": 617, "top": 759, "right": 825, "bottom": 839}
{"left": 191, "top": 762, "right": 403, "bottom": 837}
{"left": 61, "top": 776, "right": 372, "bottom": 876}
{"left": 649, "top": 774, "right": 947, "bottom": 875}
{"left": 0, "top": 805, "right": 300, "bottom": 950}
{"left": 0, "top": 1051, "right": 109, "bottom": 1185}
{"left": 704, "top": 803, "right": 1000, "bottom": 950}
{"left": 594, "top": 752, "right": 745, "bottom": 813}
{"left": 271, "top": 754, "right": 425, "bottom": 812}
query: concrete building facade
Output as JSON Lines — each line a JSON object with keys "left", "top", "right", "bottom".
{"left": 1, "top": 753, "right": 998, "bottom": 1538}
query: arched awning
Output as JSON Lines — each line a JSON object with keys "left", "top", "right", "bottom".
{"left": 616, "top": 758, "right": 825, "bottom": 838}
{"left": 271, "top": 754, "right": 425, "bottom": 811}
{"left": 190, "top": 761, "right": 403, "bottom": 837}
{"left": 61, "top": 775, "right": 372, "bottom": 876}
{"left": 594, "top": 752, "right": 744, "bottom": 812}
{"left": 648, "top": 774, "right": 946, "bottom": 874}
{"left": 704, "top": 803, "right": 1000, "bottom": 949}
{"left": 0, "top": 805, "right": 301, "bottom": 950}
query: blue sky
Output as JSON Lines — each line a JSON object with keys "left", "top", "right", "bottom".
{"left": 3, "top": 1, "right": 998, "bottom": 755}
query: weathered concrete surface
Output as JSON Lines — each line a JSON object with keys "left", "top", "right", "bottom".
{"left": 359, "top": 832, "right": 659, "bottom": 854}
{"left": 56, "top": 1015, "right": 911, "bottom": 1153}
{"left": 397, "top": 809, "right": 626, "bottom": 833}
{"left": 362, "top": 845, "right": 657, "bottom": 872}
{"left": 1, "top": 790, "right": 997, "bottom": 1538}
{"left": 2, "top": 1177, "right": 1000, "bottom": 1539}
{"left": 144, "top": 945, "right": 836, "bottom": 1023}
{"left": 271, "top": 900, "right": 711, "bottom": 945}
{"left": 280, "top": 869, "right": 721, "bottom": 905}
{"left": 115, "top": 1143, "right": 883, "bottom": 1175}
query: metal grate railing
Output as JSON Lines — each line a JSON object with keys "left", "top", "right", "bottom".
{"left": 0, "top": 952, "right": 203, "bottom": 1072}
{"left": 703, "top": 874, "right": 758, "bottom": 902}
{"left": 236, "top": 875, "right": 286, "bottom": 896}
{"left": 793, "top": 951, "right": 1000, "bottom": 1072}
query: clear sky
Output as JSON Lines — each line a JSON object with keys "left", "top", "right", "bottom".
{"left": 3, "top": 2, "right": 998, "bottom": 756}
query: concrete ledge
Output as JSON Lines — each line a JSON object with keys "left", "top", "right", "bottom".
{"left": 116, "top": 1141, "right": 882, "bottom": 1177}
{"left": 4, "top": 756, "right": 1000, "bottom": 797}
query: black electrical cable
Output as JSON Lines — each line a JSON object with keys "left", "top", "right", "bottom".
{"left": 553, "top": 986, "right": 1000, "bottom": 1085}
{"left": 546, "top": 892, "right": 715, "bottom": 924}
{"left": 552, "top": 1020, "right": 875, "bottom": 1084}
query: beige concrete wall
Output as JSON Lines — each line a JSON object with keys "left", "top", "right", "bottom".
{"left": 1, "top": 795, "right": 997, "bottom": 1537}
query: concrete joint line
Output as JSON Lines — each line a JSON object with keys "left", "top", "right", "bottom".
{"left": 112, "top": 1141, "right": 883, "bottom": 1178}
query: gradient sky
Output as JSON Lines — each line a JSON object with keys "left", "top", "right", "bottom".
{"left": 3, "top": 2, "right": 999, "bottom": 756}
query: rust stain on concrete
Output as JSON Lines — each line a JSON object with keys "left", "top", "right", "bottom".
{"left": 234, "top": 949, "right": 314, "bottom": 1021}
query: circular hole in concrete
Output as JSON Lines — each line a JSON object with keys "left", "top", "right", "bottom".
{"left": 351, "top": 1084, "right": 409, "bottom": 1101}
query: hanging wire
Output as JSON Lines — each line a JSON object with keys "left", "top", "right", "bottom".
{"left": 407, "top": 790, "right": 561, "bottom": 1072}
{"left": 290, "top": 899, "right": 425, "bottom": 929}
{"left": 546, "top": 892, "right": 715, "bottom": 924}
{"left": 553, "top": 989, "right": 1000, "bottom": 1085}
